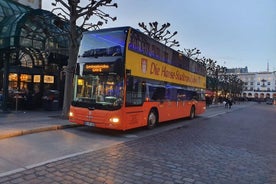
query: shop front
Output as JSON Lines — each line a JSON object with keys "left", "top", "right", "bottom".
{"left": 6, "top": 69, "right": 60, "bottom": 110}
{"left": 0, "top": 0, "right": 69, "bottom": 111}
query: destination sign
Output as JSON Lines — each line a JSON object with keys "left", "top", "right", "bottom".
{"left": 84, "top": 64, "right": 110, "bottom": 73}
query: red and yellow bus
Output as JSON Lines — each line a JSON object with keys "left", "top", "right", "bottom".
{"left": 69, "top": 27, "right": 206, "bottom": 130}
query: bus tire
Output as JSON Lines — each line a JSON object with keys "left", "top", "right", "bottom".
{"left": 147, "top": 109, "right": 158, "bottom": 129}
{"left": 189, "top": 106, "right": 195, "bottom": 119}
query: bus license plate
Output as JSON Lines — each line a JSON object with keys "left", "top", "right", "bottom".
{"left": 84, "top": 122, "right": 95, "bottom": 126}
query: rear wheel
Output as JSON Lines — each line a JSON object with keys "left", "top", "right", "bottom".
{"left": 189, "top": 106, "right": 195, "bottom": 119}
{"left": 147, "top": 109, "right": 157, "bottom": 129}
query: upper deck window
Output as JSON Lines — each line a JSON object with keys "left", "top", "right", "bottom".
{"left": 78, "top": 28, "right": 128, "bottom": 58}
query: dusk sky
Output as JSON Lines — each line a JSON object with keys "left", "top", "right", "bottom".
{"left": 42, "top": 0, "right": 276, "bottom": 72}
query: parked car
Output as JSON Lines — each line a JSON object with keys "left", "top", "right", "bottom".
{"left": 42, "top": 90, "right": 59, "bottom": 110}
{"left": 266, "top": 98, "right": 273, "bottom": 105}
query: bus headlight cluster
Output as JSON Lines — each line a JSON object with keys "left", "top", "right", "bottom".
{"left": 69, "top": 112, "right": 74, "bottom": 117}
{"left": 109, "top": 117, "right": 119, "bottom": 124}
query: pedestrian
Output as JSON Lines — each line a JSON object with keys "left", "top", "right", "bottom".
{"left": 228, "top": 98, "right": 233, "bottom": 109}
{"left": 224, "top": 98, "right": 229, "bottom": 108}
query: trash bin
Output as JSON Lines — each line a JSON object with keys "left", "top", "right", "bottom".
{"left": 42, "top": 90, "right": 59, "bottom": 111}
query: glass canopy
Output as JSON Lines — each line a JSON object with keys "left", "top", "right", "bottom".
{"left": 0, "top": 0, "right": 69, "bottom": 52}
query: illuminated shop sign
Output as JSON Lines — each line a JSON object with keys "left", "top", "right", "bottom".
{"left": 44, "top": 75, "right": 54, "bottom": 83}
{"left": 77, "top": 79, "right": 84, "bottom": 85}
{"left": 33, "top": 75, "right": 41, "bottom": 83}
{"left": 20, "top": 74, "right": 31, "bottom": 82}
{"left": 8, "top": 73, "right": 31, "bottom": 82}
{"left": 9, "top": 73, "right": 18, "bottom": 81}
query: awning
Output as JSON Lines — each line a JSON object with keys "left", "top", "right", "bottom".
{"left": 205, "top": 90, "right": 215, "bottom": 96}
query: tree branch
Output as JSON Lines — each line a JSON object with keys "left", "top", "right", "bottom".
{"left": 138, "top": 21, "right": 179, "bottom": 48}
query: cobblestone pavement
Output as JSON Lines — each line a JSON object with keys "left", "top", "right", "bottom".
{"left": 0, "top": 104, "right": 276, "bottom": 184}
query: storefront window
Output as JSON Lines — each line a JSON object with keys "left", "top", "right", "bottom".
{"left": 44, "top": 75, "right": 54, "bottom": 83}
{"left": 8, "top": 73, "right": 32, "bottom": 90}
{"left": 33, "top": 75, "right": 40, "bottom": 83}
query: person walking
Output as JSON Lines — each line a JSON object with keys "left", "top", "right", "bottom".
{"left": 224, "top": 97, "right": 233, "bottom": 109}
{"left": 228, "top": 98, "right": 233, "bottom": 109}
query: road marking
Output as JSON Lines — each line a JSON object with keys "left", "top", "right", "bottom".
{"left": 206, "top": 111, "right": 227, "bottom": 118}
{"left": 123, "top": 134, "right": 138, "bottom": 138}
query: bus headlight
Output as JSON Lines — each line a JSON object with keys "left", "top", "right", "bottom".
{"left": 69, "top": 112, "right": 74, "bottom": 117}
{"left": 109, "top": 117, "right": 119, "bottom": 124}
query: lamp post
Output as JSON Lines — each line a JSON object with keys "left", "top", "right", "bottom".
{"left": 2, "top": 51, "right": 10, "bottom": 112}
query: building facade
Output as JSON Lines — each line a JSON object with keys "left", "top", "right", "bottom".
{"left": 226, "top": 66, "right": 248, "bottom": 74}
{"left": 237, "top": 71, "right": 276, "bottom": 100}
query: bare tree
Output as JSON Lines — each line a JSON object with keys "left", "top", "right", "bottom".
{"left": 138, "top": 21, "right": 180, "bottom": 48}
{"left": 182, "top": 48, "right": 201, "bottom": 60}
{"left": 220, "top": 73, "right": 244, "bottom": 98}
{"left": 51, "top": 0, "right": 117, "bottom": 118}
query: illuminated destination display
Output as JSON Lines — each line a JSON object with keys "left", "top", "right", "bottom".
{"left": 85, "top": 64, "right": 110, "bottom": 72}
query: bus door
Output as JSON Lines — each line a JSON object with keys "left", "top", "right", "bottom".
{"left": 125, "top": 77, "right": 147, "bottom": 129}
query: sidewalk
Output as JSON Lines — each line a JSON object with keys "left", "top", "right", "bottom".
{"left": 0, "top": 110, "right": 81, "bottom": 140}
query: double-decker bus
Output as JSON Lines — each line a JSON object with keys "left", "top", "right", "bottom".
{"left": 69, "top": 26, "right": 206, "bottom": 130}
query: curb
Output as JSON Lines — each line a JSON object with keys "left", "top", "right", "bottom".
{"left": 0, "top": 124, "right": 82, "bottom": 140}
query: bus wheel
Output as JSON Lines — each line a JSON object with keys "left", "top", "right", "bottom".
{"left": 147, "top": 109, "right": 157, "bottom": 129}
{"left": 189, "top": 106, "right": 195, "bottom": 119}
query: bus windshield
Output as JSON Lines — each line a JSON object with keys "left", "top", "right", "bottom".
{"left": 72, "top": 28, "right": 128, "bottom": 110}
{"left": 72, "top": 74, "right": 124, "bottom": 110}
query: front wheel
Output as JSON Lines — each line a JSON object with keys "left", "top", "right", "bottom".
{"left": 147, "top": 109, "right": 158, "bottom": 129}
{"left": 189, "top": 106, "right": 195, "bottom": 119}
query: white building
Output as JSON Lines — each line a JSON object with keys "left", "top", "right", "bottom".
{"left": 237, "top": 71, "right": 276, "bottom": 100}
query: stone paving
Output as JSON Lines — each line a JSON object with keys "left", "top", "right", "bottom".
{"left": 0, "top": 103, "right": 275, "bottom": 184}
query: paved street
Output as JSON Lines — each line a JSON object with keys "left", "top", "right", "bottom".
{"left": 0, "top": 103, "right": 275, "bottom": 184}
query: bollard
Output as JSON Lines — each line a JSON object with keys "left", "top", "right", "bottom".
{"left": 15, "top": 93, "right": 18, "bottom": 112}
